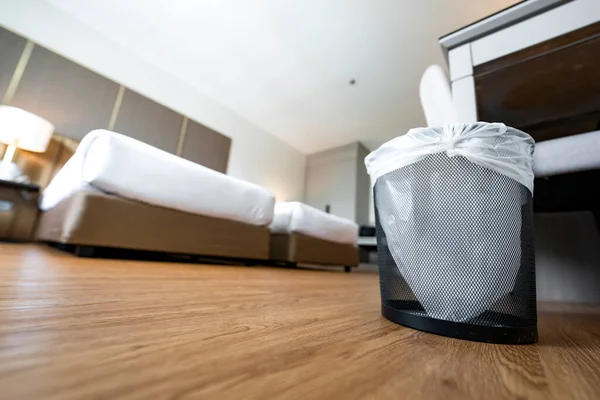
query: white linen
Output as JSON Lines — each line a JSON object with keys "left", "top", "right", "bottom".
{"left": 270, "top": 202, "right": 358, "bottom": 245}
{"left": 419, "top": 65, "right": 459, "bottom": 127}
{"left": 40, "top": 129, "right": 275, "bottom": 226}
{"left": 533, "top": 130, "right": 600, "bottom": 177}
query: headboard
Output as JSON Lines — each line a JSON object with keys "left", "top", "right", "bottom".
{"left": 0, "top": 26, "right": 231, "bottom": 176}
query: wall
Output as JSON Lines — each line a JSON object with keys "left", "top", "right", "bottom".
{"left": 0, "top": 0, "right": 306, "bottom": 201}
{"left": 355, "top": 143, "right": 370, "bottom": 226}
{"left": 304, "top": 141, "right": 370, "bottom": 224}
{"left": 368, "top": 188, "right": 376, "bottom": 225}
{"left": 305, "top": 143, "right": 357, "bottom": 220}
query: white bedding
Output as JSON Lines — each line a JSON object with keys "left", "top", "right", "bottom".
{"left": 533, "top": 130, "right": 600, "bottom": 177}
{"left": 270, "top": 202, "right": 358, "bottom": 245}
{"left": 40, "top": 130, "right": 275, "bottom": 226}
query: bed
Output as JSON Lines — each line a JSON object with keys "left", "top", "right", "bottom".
{"left": 269, "top": 202, "right": 359, "bottom": 271}
{"left": 36, "top": 129, "right": 275, "bottom": 260}
{"left": 533, "top": 130, "right": 600, "bottom": 178}
{"left": 532, "top": 130, "right": 600, "bottom": 232}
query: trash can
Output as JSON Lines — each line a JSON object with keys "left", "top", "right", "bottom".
{"left": 365, "top": 123, "right": 537, "bottom": 344}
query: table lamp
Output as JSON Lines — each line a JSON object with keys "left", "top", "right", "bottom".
{"left": 0, "top": 105, "right": 54, "bottom": 181}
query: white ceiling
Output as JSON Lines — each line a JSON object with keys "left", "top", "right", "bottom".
{"left": 46, "top": 0, "right": 517, "bottom": 153}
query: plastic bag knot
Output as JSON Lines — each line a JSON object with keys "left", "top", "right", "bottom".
{"left": 446, "top": 140, "right": 458, "bottom": 157}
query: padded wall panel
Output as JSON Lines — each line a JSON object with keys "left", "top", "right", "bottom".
{"left": 181, "top": 120, "right": 231, "bottom": 173}
{"left": 0, "top": 27, "right": 27, "bottom": 101}
{"left": 113, "top": 89, "right": 183, "bottom": 154}
{"left": 11, "top": 46, "right": 119, "bottom": 140}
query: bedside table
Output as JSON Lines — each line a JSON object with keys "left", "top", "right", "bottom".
{"left": 0, "top": 179, "right": 41, "bottom": 241}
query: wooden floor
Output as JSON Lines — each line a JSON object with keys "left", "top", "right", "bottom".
{"left": 1, "top": 244, "right": 599, "bottom": 399}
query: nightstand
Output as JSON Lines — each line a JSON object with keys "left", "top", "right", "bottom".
{"left": 0, "top": 179, "right": 41, "bottom": 241}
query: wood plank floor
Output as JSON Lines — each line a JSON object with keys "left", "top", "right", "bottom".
{"left": 0, "top": 243, "right": 599, "bottom": 399}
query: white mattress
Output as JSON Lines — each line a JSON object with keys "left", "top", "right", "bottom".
{"left": 269, "top": 202, "right": 358, "bottom": 245}
{"left": 40, "top": 129, "right": 275, "bottom": 226}
{"left": 533, "top": 130, "right": 600, "bottom": 177}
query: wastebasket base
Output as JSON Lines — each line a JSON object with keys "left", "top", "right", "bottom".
{"left": 382, "top": 303, "right": 537, "bottom": 344}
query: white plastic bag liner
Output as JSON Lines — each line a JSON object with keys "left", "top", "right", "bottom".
{"left": 365, "top": 123, "right": 535, "bottom": 194}
{"left": 366, "top": 123, "right": 534, "bottom": 322}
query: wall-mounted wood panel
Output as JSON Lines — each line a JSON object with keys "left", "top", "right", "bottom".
{"left": 15, "top": 136, "right": 63, "bottom": 188}
{"left": 50, "top": 136, "right": 78, "bottom": 182}
{"left": 0, "top": 27, "right": 27, "bottom": 100}
{"left": 11, "top": 45, "right": 119, "bottom": 140}
{"left": 13, "top": 135, "right": 79, "bottom": 188}
{"left": 180, "top": 120, "right": 231, "bottom": 173}
{"left": 113, "top": 89, "right": 183, "bottom": 154}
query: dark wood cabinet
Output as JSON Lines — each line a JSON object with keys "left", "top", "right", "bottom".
{"left": 474, "top": 22, "right": 600, "bottom": 142}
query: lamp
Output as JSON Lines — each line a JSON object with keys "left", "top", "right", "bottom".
{"left": 0, "top": 105, "right": 54, "bottom": 181}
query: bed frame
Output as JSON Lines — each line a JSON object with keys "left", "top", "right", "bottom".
{"left": 269, "top": 233, "right": 359, "bottom": 272}
{"left": 35, "top": 190, "right": 271, "bottom": 261}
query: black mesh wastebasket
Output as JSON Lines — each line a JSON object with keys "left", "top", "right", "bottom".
{"left": 369, "top": 124, "right": 537, "bottom": 344}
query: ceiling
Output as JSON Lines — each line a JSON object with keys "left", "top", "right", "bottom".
{"left": 46, "top": 0, "right": 518, "bottom": 153}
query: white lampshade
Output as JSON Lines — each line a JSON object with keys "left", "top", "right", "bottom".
{"left": 0, "top": 105, "right": 54, "bottom": 153}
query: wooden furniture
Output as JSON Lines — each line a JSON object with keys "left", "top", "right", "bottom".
{"left": 440, "top": 0, "right": 600, "bottom": 228}
{"left": 0, "top": 135, "right": 75, "bottom": 243}
{"left": 473, "top": 21, "right": 600, "bottom": 142}
{"left": 439, "top": 0, "right": 600, "bottom": 128}
{"left": 0, "top": 179, "right": 40, "bottom": 241}
{"left": 1, "top": 243, "right": 599, "bottom": 399}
